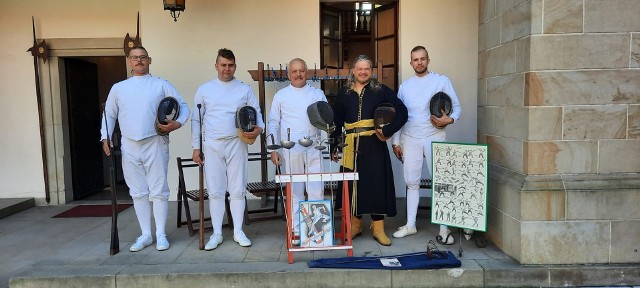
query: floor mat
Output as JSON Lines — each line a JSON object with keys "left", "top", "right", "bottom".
{"left": 52, "top": 204, "right": 132, "bottom": 218}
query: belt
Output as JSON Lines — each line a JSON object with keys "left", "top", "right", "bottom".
{"left": 345, "top": 127, "right": 375, "bottom": 134}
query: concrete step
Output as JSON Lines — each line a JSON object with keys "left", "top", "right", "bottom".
{"left": 0, "top": 198, "right": 34, "bottom": 220}
{"left": 10, "top": 261, "right": 640, "bottom": 288}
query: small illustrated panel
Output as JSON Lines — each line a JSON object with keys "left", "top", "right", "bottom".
{"left": 299, "top": 200, "right": 334, "bottom": 247}
{"left": 431, "top": 142, "right": 488, "bottom": 232}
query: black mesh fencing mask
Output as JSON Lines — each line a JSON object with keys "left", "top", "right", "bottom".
{"left": 429, "top": 92, "right": 452, "bottom": 118}
{"left": 374, "top": 103, "right": 396, "bottom": 128}
{"left": 155, "top": 97, "right": 180, "bottom": 136}
{"left": 307, "top": 101, "right": 334, "bottom": 131}
{"left": 236, "top": 106, "right": 258, "bottom": 144}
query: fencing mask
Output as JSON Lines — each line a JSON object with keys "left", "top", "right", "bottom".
{"left": 155, "top": 97, "right": 180, "bottom": 136}
{"left": 373, "top": 103, "right": 396, "bottom": 129}
{"left": 429, "top": 92, "right": 453, "bottom": 129}
{"left": 236, "top": 106, "right": 258, "bottom": 144}
{"left": 307, "top": 101, "right": 334, "bottom": 132}
{"left": 429, "top": 92, "right": 453, "bottom": 118}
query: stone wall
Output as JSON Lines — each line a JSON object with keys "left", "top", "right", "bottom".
{"left": 478, "top": 0, "right": 640, "bottom": 264}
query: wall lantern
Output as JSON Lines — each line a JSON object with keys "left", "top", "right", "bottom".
{"left": 163, "top": 0, "right": 185, "bottom": 22}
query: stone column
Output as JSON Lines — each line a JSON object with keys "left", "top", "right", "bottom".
{"left": 478, "top": 0, "right": 640, "bottom": 264}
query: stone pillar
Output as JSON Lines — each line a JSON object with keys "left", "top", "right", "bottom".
{"left": 478, "top": 0, "right": 640, "bottom": 264}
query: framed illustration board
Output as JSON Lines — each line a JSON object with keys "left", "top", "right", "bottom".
{"left": 430, "top": 142, "right": 488, "bottom": 232}
{"left": 299, "top": 199, "right": 334, "bottom": 247}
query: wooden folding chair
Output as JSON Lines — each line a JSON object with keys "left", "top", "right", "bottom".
{"left": 245, "top": 152, "right": 285, "bottom": 224}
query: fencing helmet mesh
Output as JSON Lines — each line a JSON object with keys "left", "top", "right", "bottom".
{"left": 429, "top": 92, "right": 453, "bottom": 118}
{"left": 235, "top": 106, "right": 258, "bottom": 144}
{"left": 373, "top": 103, "right": 396, "bottom": 128}
{"left": 155, "top": 97, "right": 180, "bottom": 136}
{"left": 307, "top": 101, "right": 334, "bottom": 131}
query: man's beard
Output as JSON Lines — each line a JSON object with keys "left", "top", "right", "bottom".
{"left": 356, "top": 76, "right": 370, "bottom": 85}
{"left": 414, "top": 66, "right": 428, "bottom": 75}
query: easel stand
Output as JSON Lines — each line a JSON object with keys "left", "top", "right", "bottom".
{"left": 275, "top": 172, "right": 358, "bottom": 264}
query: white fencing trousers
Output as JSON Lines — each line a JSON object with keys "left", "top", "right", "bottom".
{"left": 203, "top": 137, "right": 248, "bottom": 235}
{"left": 401, "top": 131, "right": 445, "bottom": 227}
{"left": 282, "top": 146, "right": 323, "bottom": 233}
{"left": 121, "top": 135, "right": 171, "bottom": 201}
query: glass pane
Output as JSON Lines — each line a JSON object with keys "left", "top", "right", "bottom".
{"left": 322, "top": 14, "right": 340, "bottom": 39}
{"left": 323, "top": 39, "right": 340, "bottom": 68}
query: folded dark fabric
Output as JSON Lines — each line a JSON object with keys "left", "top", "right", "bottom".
{"left": 308, "top": 250, "right": 461, "bottom": 270}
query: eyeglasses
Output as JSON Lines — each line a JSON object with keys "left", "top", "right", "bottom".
{"left": 128, "top": 55, "right": 149, "bottom": 61}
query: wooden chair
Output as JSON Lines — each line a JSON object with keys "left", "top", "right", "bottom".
{"left": 245, "top": 152, "right": 284, "bottom": 224}
{"left": 176, "top": 157, "right": 234, "bottom": 237}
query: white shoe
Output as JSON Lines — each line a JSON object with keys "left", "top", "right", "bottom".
{"left": 129, "top": 235, "right": 153, "bottom": 252}
{"left": 156, "top": 235, "right": 170, "bottom": 251}
{"left": 392, "top": 225, "right": 417, "bottom": 238}
{"left": 205, "top": 234, "right": 223, "bottom": 251}
{"left": 233, "top": 231, "right": 252, "bottom": 247}
{"left": 437, "top": 229, "right": 455, "bottom": 245}
{"left": 463, "top": 229, "right": 474, "bottom": 240}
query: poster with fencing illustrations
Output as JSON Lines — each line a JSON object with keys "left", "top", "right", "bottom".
{"left": 299, "top": 200, "right": 334, "bottom": 247}
{"left": 431, "top": 142, "right": 488, "bottom": 232}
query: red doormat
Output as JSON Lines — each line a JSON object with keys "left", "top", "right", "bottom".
{"left": 52, "top": 204, "right": 132, "bottom": 218}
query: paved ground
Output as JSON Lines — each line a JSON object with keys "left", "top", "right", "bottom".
{"left": 1, "top": 197, "right": 639, "bottom": 288}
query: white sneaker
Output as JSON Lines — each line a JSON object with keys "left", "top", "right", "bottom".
{"left": 392, "top": 225, "right": 417, "bottom": 238}
{"left": 233, "top": 231, "right": 252, "bottom": 247}
{"left": 205, "top": 234, "right": 223, "bottom": 251}
{"left": 156, "top": 235, "right": 170, "bottom": 251}
{"left": 129, "top": 235, "right": 153, "bottom": 252}
{"left": 463, "top": 229, "right": 474, "bottom": 241}
{"left": 292, "top": 232, "right": 300, "bottom": 246}
{"left": 438, "top": 229, "right": 455, "bottom": 245}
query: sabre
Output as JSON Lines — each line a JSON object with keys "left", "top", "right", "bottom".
{"left": 281, "top": 128, "right": 295, "bottom": 173}
{"left": 264, "top": 133, "right": 286, "bottom": 223}
{"left": 312, "top": 63, "right": 318, "bottom": 82}
{"left": 102, "top": 104, "right": 120, "bottom": 255}
{"left": 197, "top": 104, "right": 205, "bottom": 250}
{"left": 298, "top": 130, "right": 313, "bottom": 174}
{"left": 279, "top": 64, "right": 284, "bottom": 82}
{"left": 265, "top": 64, "right": 271, "bottom": 82}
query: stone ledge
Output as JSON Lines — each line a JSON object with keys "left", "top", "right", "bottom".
{"left": 11, "top": 261, "right": 640, "bottom": 288}
{"left": 489, "top": 165, "right": 640, "bottom": 192}
{"left": 0, "top": 198, "right": 35, "bottom": 220}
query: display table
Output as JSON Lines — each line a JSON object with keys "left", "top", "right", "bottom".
{"left": 275, "top": 172, "right": 358, "bottom": 264}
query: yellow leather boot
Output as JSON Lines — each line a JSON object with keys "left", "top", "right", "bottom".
{"left": 371, "top": 220, "right": 391, "bottom": 246}
{"left": 351, "top": 216, "right": 362, "bottom": 239}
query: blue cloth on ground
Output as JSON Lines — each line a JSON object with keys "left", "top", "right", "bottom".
{"left": 308, "top": 250, "right": 461, "bottom": 270}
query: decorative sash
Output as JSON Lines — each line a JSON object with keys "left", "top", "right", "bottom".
{"left": 342, "top": 119, "right": 375, "bottom": 170}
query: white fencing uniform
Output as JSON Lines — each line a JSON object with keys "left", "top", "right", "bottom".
{"left": 192, "top": 78, "right": 265, "bottom": 235}
{"left": 391, "top": 71, "right": 461, "bottom": 229}
{"left": 101, "top": 74, "right": 190, "bottom": 239}
{"left": 267, "top": 84, "right": 327, "bottom": 233}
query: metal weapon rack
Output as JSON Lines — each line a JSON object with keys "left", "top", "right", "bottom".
{"left": 247, "top": 62, "right": 383, "bottom": 263}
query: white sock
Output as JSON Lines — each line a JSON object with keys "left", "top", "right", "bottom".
{"left": 152, "top": 200, "right": 168, "bottom": 238}
{"left": 209, "top": 198, "right": 225, "bottom": 235}
{"left": 406, "top": 189, "right": 419, "bottom": 228}
{"left": 133, "top": 197, "right": 152, "bottom": 237}
{"left": 230, "top": 197, "right": 246, "bottom": 234}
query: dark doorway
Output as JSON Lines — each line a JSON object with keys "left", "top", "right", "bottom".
{"left": 64, "top": 57, "right": 127, "bottom": 200}
{"left": 320, "top": 0, "right": 398, "bottom": 101}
